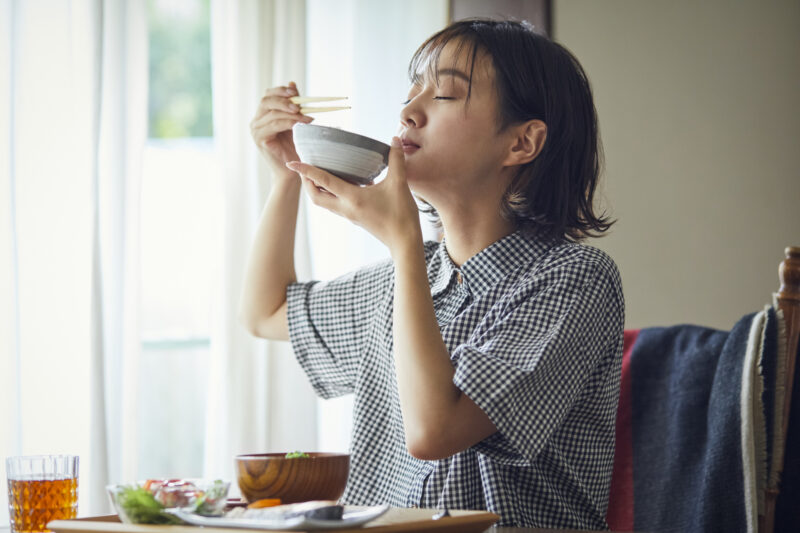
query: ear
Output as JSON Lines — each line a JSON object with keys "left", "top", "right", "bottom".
{"left": 502, "top": 120, "right": 547, "bottom": 167}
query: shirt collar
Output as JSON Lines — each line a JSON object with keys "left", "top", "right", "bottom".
{"left": 430, "top": 229, "right": 556, "bottom": 300}
{"left": 429, "top": 242, "right": 458, "bottom": 298}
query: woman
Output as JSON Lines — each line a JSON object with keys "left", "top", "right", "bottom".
{"left": 240, "top": 19, "right": 624, "bottom": 530}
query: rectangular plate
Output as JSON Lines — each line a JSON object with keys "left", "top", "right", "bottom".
{"left": 165, "top": 505, "right": 391, "bottom": 530}
{"left": 49, "top": 508, "right": 499, "bottom": 533}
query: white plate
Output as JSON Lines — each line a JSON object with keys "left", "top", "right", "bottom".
{"left": 165, "top": 505, "right": 390, "bottom": 531}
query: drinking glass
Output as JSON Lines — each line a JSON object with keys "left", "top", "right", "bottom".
{"left": 6, "top": 456, "right": 79, "bottom": 533}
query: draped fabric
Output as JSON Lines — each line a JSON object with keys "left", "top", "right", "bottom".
{"left": 203, "top": 0, "right": 318, "bottom": 489}
{"left": 0, "top": 0, "right": 147, "bottom": 518}
{"left": 0, "top": 1, "right": 452, "bottom": 522}
{"left": 608, "top": 308, "right": 784, "bottom": 533}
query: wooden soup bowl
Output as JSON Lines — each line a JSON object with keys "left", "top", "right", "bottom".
{"left": 235, "top": 453, "right": 350, "bottom": 504}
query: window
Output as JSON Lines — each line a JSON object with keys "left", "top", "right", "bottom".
{"left": 138, "top": 0, "right": 216, "bottom": 478}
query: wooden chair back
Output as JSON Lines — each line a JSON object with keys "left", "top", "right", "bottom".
{"left": 762, "top": 246, "right": 800, "bottom": 533}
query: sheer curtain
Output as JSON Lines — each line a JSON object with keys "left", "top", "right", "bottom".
{"left": 91, "top": 0, "right": 148, "bottom": 511}
{"left": 1, "top": 0, "right": 147, "bottom": 520}
{"left": 204, "top": 0, "right": 318, "bottom": 488}
{"left": 0, "top": 1, "right": 449, "bottom": 523}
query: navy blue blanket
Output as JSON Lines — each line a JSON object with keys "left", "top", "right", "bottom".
{"left": 631, "top": 320, "right": 750, "bottom": 532}
{"left": 620, "top": 309, "right": 777, "bottom": 533}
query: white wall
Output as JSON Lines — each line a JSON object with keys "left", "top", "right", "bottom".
{"left": 554, "top": 0, "right": 800, "bottom": 329}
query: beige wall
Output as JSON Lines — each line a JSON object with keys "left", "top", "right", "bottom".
{"left": 553, "top": 0, "right": 800, "bottom": 330}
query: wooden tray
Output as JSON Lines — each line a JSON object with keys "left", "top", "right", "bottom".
{"left": 48, "top": 508, "right": 500, "bottom": 533}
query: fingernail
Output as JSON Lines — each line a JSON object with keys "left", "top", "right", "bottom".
{"left": 289, "top": 103, "right": 300, "bottom": 112}
{"left": 285, "top": 161, "right": 301, "bottom": 171}
{"left": 391, "top": 136, "right": 401, "bottom": 147}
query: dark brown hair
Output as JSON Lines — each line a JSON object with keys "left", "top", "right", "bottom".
{"left": 409, "top": 18, "right": 614, "bottom": 241}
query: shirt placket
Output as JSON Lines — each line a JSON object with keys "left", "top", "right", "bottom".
{"left": 405, "top": 461, "right": 435, "bottom": 507}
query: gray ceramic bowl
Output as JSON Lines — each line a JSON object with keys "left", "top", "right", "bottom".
{"left": 292, "top": 124, "right": 390, "bottom": 185}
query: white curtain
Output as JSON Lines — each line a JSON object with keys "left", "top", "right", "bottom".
{"left": 0, "top": 0, "right": 147, "bottom": 520}
{"left": 204, "top": 0, "right": 318, "bottom": 489}
{"left": 0, "top": 2, "right": 449, "bottom": 524}
{"left": 91, "top": 0, "right": 148, "bottom": 512}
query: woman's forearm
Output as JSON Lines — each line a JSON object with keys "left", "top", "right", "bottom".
{"left": 238, "top": 176, "right": 301, "bottom": 340}
{"left": 391, "top": 234, "right": 462, "bottom": 457}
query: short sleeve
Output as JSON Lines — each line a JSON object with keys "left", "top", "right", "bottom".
{"left": 287, "top": 259, "right": 394, "bottom": 399}
{"left": 452, "top": 248, "right": 624, "bottom": 465}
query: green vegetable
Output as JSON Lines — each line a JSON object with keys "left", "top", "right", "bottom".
{"left": 116, "top": 486, "right": 183, "bottom": 525}
{"left": 285, "top": 451, "right": 310, "bottom": 459}
{"left": 193, "top": 480, "right": 228, "bottom": 516}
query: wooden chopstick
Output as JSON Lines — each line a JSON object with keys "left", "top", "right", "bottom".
{"left": 290, "top": 96, "right": 348, "bottom": 104}
{"left": 300, "top": 106, "right": 351, "bottom": 113}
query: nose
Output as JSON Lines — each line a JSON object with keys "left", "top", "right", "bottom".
{"left": 400, "top": 98, "right": 425, "bottom": 129}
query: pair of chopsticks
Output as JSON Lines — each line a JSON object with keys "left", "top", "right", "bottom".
{"left": 290, "top": 96, "right": 350, "bottom": 114}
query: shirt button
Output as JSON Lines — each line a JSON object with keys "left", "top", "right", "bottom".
{"left": 456, "top": 272, "right": 462, "bottom": 284}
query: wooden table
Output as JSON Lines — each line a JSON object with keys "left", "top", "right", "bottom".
{"left": 1, "top": 515, "right": 621, "bottom": 533}
{"left": 2, "top": 525, "right": 621, "bottom": 533}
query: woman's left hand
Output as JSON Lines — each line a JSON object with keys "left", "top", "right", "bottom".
{"left": 285, "top": 137, "right": 421, "bottom": 254}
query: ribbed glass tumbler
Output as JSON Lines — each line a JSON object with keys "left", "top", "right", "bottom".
{"left": 6, "top": 455, "right": 78, "bottom": 533}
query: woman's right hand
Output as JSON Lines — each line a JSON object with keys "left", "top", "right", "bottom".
{"left": 250, "top": 81, "right": 314, "bottom": 182}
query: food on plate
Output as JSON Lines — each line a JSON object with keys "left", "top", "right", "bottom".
{"left": 114, "top": 485, "right": 183, "bottom": 525}
{"left": 226, "top": 500, "right": 344, "bottom": 521}
{"left": 246, "top": 498, "right": 282, "bottom": 509}
{"left": 110, "top": 479, "right": 229, "bottom": 524}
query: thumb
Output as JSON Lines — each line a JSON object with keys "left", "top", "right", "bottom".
{"left": 388, "top": 136, "right": 406, "bottom": 182}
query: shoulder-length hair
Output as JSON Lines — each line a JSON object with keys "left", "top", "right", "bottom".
{"left": 409, "top": 18, "right": 614, "bottom": 241}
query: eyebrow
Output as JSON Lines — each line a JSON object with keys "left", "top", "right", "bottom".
{"left": 436, "top": 68, "right": 470, "bottom": 82}
{"left": 411, "top": 68, "right": 471, "bottom": 85}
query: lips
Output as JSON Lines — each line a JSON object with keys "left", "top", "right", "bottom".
{"left": 400, "top": 137, "right": 420, "bottom": 154}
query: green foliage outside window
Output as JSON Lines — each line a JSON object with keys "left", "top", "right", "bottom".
{"left": 148, "top": 0, "right": 213, "bottom": 139}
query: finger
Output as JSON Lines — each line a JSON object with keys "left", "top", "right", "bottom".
{"left": 251, "top": 110, "right": 313, "bottom": 131}
{"left": 285, "top": 161, "right": 353, "bottom": 197}
{"left": 299, "top": 174, "right": 341, "bottom": 213}
{"left": 258, "top": 95, "right": 302, "bottom": 115}
{"left": 263, "top": 85, "right": 298, "bottom": 98}
{"left": 387, "top": 136, "right": 406, "bottom": 182}
{"left": 251, "top": 113, "right": 312, "bottom": 140}
{"left": 300, "top": 173, "right": 335, "bottom": 199}
{"left": 251, "top": 121, "right": 310, "bottom": 149}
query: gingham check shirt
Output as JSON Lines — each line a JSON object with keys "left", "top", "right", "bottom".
{"left": 286, "top": 230, "right": 624, "bottom": 529}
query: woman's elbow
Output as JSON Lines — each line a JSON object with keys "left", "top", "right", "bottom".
{"left": 405, "top": 429, "right": 452, "bottom": 461}
{"left": 238, "top": 306, "right": 289, "bottom": 341}
{"left": 239, "top": 311, "right": 265, "bottom": 338}
{"left": 238, "top": 305, "right": 275, "bottom": 338}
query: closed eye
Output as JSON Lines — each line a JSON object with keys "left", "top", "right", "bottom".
{"left": 402, "top": 96, "right": 456, "bottom": 105}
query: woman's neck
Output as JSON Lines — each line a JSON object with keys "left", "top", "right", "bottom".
{"left": 438, "top": 206, "right": 516, "bottom": 267}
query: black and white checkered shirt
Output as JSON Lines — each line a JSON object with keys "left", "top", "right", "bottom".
{"left": 286, "top": 230, "right": 624, "bottom": 529}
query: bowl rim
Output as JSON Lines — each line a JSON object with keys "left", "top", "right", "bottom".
{"left": 106, "top": 478, "right": 231, "bottom": 488}
{"left": 292, "top": 123, "right": 390, "bottom": 155}
{"left": 235, "top": 452, "right": 350, "bottom": 460}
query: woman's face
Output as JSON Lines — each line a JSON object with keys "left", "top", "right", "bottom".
{"left": 399, "top": 40, "right": 513, "bottom": 209}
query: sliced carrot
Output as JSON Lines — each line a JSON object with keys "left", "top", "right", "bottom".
{"left": 247, "top": 498, "right": 282, "bottom": 509}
